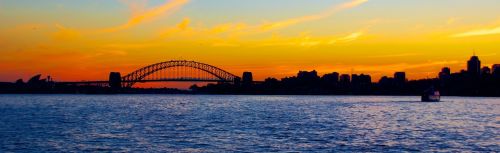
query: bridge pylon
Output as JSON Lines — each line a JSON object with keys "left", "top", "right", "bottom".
{"left": 109, "top": 72, "right": 122, "bottom": 90}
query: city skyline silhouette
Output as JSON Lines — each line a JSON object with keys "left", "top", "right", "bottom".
{"left": 1, "top": 0, "right": 500, "bottom": 85}
{"left": 1, "top": 54, "right": 499, "bottom": 96}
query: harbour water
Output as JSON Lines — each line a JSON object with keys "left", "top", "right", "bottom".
{"left": 0, "top": 95, "right": 498, "bottom": 152}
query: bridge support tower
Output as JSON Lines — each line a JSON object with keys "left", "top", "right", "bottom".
{"left": 109, "top": 72, "right": 122, "bottom": 90}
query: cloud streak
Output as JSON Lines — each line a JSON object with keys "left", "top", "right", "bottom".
{"left": 104, "top": 0, "right": 190, "bottom": 32}
{"left": 158, "top": 0, "right": 369, "bottom": 39}
{"left": 119, "top": 0, "right": 148, "bottom": 16}
{"left": 232, "top": 31, "right": 365, "bottom": 47}
{"left": 329, "top": 31, "right": 363, "bottom": 44}
{"left": 366, "top": 53, "right": 421, "bottom": 58}
{"left": 452, "top": 26, "right": 500, "bottom": 38}
{"left": 52, "top": 24, "right": 81, "bottom": 41}
{"left": 260, "top": 0, "right": 369, "bottom": 31}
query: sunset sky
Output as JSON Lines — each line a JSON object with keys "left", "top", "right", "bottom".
{"left": 1, "top": 0, "right": 500, "bottom": 85}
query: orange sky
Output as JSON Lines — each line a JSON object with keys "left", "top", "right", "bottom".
{"left": 1, "top": 0, "right": 499, "bottom": 88}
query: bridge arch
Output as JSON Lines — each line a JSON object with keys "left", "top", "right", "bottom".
{"left": 121, "top": 60, "right": 240, "bottom": 88}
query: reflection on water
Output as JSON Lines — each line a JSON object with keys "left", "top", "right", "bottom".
{"left": 0, "top": 95, "right": 498, "bottom": 152}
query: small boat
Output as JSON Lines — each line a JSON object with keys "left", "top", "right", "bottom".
{"left": 422, "top": 87, "right": 440, "bottom": 102}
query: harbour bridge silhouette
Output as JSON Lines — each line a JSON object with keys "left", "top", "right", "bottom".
{"left": 58, "top": 60, "right": 242, "bottom": 88}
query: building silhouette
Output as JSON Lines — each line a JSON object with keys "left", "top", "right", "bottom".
{"left": 351, "top": 74, "right": 372, "bottom": 94}
{"left": 481, "top": 67, "right": 491, "bottom": 75}
{"left": 297, "top": 70, "right": 320, "bottom": 83}
{"left": 493, "top": 64, "right": 500, "bottom": 78}
{"left": 394, "top": 72, "right": 406, "bottom": 83}
{"left": 467, "top": 55, "right": 481, "bottom": 77}
{"left": 339, "top": 74, "right": 351, "bottom": 84}
{"left": 321, "top": 72, "right": 339, "bottom": 87}
{"left": 439, "top": 67, "right": 451, "bottom": 80}
{"left": 360, "top": 74, "right": 372, "bottom": 84}
{"left": 242, "top": 72, "right": 253, "bottom": 86}
{"left": 394, "top": 72, "right": 407, "bottom": 89}
{"left": 1, "top": 55, "right": 499, "bottom": 96}
{"left": 351, "top": 74, "right": 371, "bottom": 86}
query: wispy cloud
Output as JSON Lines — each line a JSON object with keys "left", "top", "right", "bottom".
{"left": 118, "top": 0, "right": 149, "bottom": 16}
{"left": 257, "top": 36, "right": 322, "bottom": 47}
{"left": 253, "top": 30, "right": 366, "bottom": 47}
{"left": 160, "top": 0, "right": 368, "bottom": 38}
{"left": 103, "top": 43, "right": 164, "bottom": 49}
{"left": 329, "top": 31, "right": 364, "bottom": 44}
{"left": 212, "top": 42, "right": 240, "bottom": 47}
{"left": 78, "top": 0, "right": 369, "bottom": 50}
{"left": 52, "top": 24, "right": 81, "bottom": 41}
{"left": 260, "top": 0, "right": 369, "bottom": 31}
{"left": 103, "top": 0, "right": 190, "bottom": 32}
{"left": 452, "top": 26, "right": 500, "bottom": 38}
{"left": 366, "top": 53, "right": 421, "bottom": 58}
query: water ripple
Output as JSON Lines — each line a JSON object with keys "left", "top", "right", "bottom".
{"left": 0, "top": 95, "right": 498, "bottom": 152}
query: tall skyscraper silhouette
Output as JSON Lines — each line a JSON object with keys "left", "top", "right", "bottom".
{"left": 467, "top": 54, "right": 481, "bottom": 77}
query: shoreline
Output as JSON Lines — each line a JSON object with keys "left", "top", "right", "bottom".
{"left": 1, "top": 93, "right": 499, "bottom": 97}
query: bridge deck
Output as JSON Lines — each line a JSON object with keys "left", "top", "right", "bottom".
{"left": 57, "top": 79, "right": 234, "bottom": 85}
